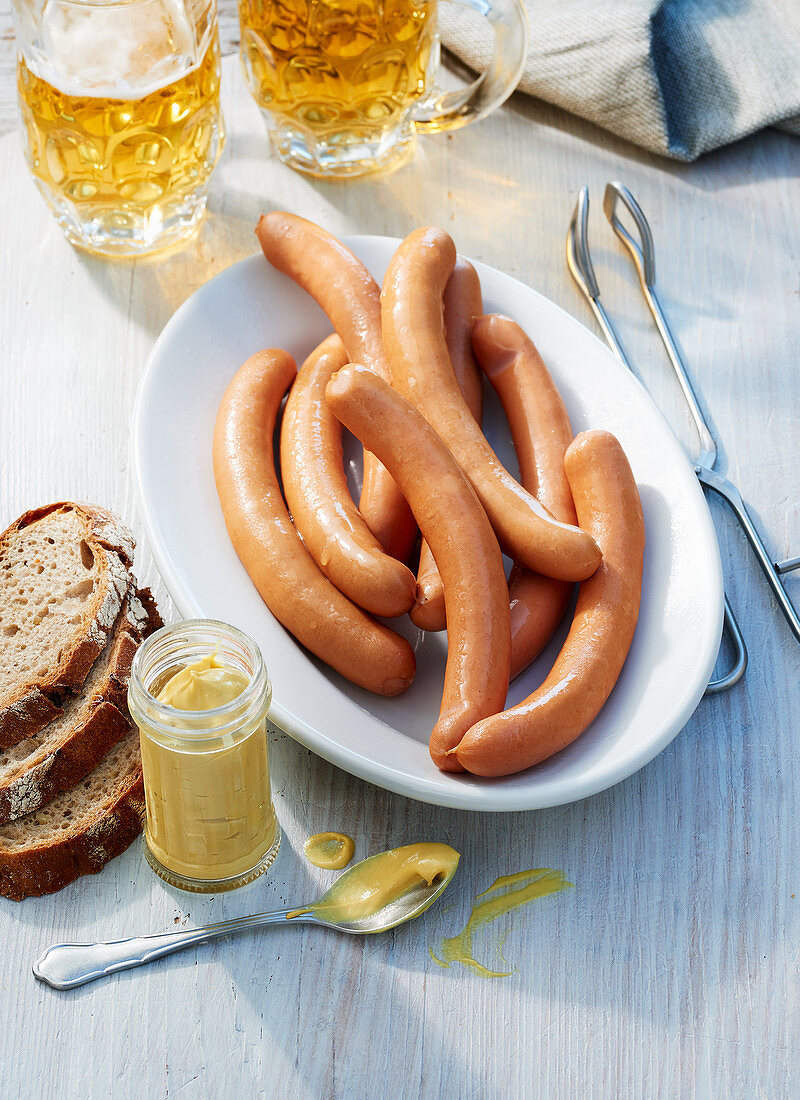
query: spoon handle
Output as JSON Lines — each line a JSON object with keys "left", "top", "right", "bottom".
{"left": 33, "top": 908, "right": 312, "bottom": 990}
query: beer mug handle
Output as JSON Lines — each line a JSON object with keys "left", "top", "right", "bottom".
{"left": 412, "top": 0, "right": 529, "bottom": 132}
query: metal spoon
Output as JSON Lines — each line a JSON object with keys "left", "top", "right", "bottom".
{"left": 32, "top": 850, "right": 458, "bottom": 990}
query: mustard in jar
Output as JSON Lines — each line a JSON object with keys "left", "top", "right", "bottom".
{"left": 128, "top": 620, "right": 280, "bottom": 893}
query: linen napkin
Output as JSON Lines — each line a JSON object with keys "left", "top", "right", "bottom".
{"left": 440, "top": 0, "right": 800, "bottom": 160}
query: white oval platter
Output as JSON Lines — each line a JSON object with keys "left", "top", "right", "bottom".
{"left": 134, "top": 237, "right": 723, "bottom": 812}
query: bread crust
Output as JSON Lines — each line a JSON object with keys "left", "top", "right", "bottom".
{"left": 0, "top": 496, "right": 162, "bottom": 900}
{"left": 10, "top": 501, "right": 136, "bottom": 568}
{"left": 131, "top": 585, "right": 163, "bottom": 639}
{"left": 0, "top": 771, "right": 145, "bottom": 901}
{"left": 0, "top": 693, "right": 64, "bottom": 748}
{"left": 0, "top": 701, "right": 131, "bottom": 825}
{"left": 0, "top": 582, "right": 161, "bottom": 900}
{"left": 0, "top": 585, "right": 162, "bottom": 822}
{"left": 0, "top": 503, "right": 136, "bottom": 748}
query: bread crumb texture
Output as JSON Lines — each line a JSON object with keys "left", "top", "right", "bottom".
{"left": 0, "top": 732, "right": 141, "bottom": 852}
{"left": 0, "top": 507, "right": 131, "bottom": 704}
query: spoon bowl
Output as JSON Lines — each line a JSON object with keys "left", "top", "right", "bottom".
{"left": 302, "top": 854, "right": 458, "bottom": 934}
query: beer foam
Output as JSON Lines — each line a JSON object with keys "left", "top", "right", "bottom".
{"left": 39, "top": 0, "right": 200, "bottom": 99}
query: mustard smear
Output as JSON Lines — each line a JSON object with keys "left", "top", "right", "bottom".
{"left": 304, "top": 832, "right": 355, "bottom": 870}
{"left": 430, "top": 868, "right": 573, "bottom": 978}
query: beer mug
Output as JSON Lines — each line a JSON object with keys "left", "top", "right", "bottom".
{"left": 238, "top": 0, "right": 528, "bottom": 177}
{"left": 12, "top": 0, "right": 225, "bottom": 256}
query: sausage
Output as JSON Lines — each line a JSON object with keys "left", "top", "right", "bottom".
{"left": 213, "top": 349, "right": 416, "bottom": 696}
{"left": 280, "top": 335, "right": 416, "bottom": 618}
{"left": 455, "top": 430, "right": 645, "bottom": 775}
{"left": 325, "top": 364, "right": 510, "bottom": 772}
{"left": 411, "top": 544, "right": 448, "bottom": 633}
{"left": 380, "top": 226, "right": 601, "bottom": 581}
{"left": 472, "top": 314, "right": 575, "bottom": 679}
{"left": 444, "top": 258, "right": 485, "bottom": 421}
{"left": 411, "top": 258, "right": 484, "bottom": 632}
{"left": 256, "top": 212, "right": 417, "bottom": 562}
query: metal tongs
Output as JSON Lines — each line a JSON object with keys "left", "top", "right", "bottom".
{"left": 567, "top": 182, "right": 800, "bottom": 694}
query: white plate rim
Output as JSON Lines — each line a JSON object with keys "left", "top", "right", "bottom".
{"left": 133, "top": 238, "right": 723, "bottom": 812}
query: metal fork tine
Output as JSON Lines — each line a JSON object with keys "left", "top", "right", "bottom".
{"left": 567, "top": 186, "right": 600, "bottom": 298}
{"left": 707, "top": 596, "right": 748, "bottom": 693}
{"left": 776, "top": 555, "right": 800, "bottom": 575}
{"left": 566, "top": 185, "right": 749, "bottom": 693}
{"left": 566, "top": 188, "right": 633, "bottom": 371}
{"left": 603, "top": 181, "right": 717, "bottom": 470}
{"left": 603, "top": 181, "right": 800, "bottom": 647}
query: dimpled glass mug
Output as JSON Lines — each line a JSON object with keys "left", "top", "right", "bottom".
{"left": 12, "top": 0, "right": 224, "bottom": 256}
{"left": 238, "top": 0, "right": 528, "bottom": 177}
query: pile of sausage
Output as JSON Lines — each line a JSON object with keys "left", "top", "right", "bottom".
{"left": 213, "top": 213, "right": 645, "bottom": 778}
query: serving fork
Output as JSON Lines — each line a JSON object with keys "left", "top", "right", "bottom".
{"left": 567, "top": 182, "right": 800, "bottom": 693}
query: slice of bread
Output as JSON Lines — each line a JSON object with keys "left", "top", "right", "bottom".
{"left": 0, "top": 587, "right": 160, "bottom": 824}
{"left": 0, "top": 729, "right": 145, "bottom": 901}
{"left": 0, "top": 503, "right": 136, "bottom": 748}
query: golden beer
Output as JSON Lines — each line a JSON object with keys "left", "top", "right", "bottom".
{"left": 239, "top": 0, "right": 437, "bottom": 175}
{"left": 14, "top": 1, "right": 224, "bottom": 255}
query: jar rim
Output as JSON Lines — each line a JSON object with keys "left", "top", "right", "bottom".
{"left": 129, "top": 619, "right": 270, "bottom": 738}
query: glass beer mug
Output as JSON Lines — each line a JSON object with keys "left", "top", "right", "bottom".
{"left": 239, "top": 0, "right": 528, "bottom": 177}
{"left": 12, "top": 0, "right": 225, "bottom": 256}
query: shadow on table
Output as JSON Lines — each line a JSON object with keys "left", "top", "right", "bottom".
{"left": 204, "top": 689, "right": 796, "bottom": 1094}
{"left": 72, "top": 80, "right": 796, "bottom": 358}
{"left": 8, "top": 678, "right": 795, "bottom": 1096}
{"left": 73, "top": 204, "right": 258, "bottom": 341}
{"left": 198, "top": 589, "right": 794, "bottom": 1084}
{"left": 500, "top": 87, "right": 800, "bottom": 194}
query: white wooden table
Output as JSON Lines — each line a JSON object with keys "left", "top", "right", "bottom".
{"left": 1, "top": 27, "right": 799, "bottom": 1100}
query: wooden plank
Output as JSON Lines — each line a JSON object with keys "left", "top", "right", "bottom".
{"left": 0, "top": 49, "right": 798, "bottom": 1100}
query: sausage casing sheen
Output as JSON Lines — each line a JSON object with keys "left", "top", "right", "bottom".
{"left": 381, "top": 226, "right": 602, "bottom": 581}
{"left": 213, "top": 349, "right": 415, "bottom": 697}
{"left": 280, "top": 334, "right": 416, "bottom": 618}
{"left": 256, "top": 212, "right": 417, "bottom": 562}
{"left": 455, "top": 430, "right": 645, "bottom": 775}
{"left": 325, "top": 363, "right": 510, "bottom": 772}
{"left": 472, "top": 314, "right": 576, "bottom": 679}
{"left": 411, "top": 257, "right": 485, "bottom": 632}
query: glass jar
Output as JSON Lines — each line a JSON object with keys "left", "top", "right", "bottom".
{"left": 128, "top": 619, "right": 280, "bottom": 893}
